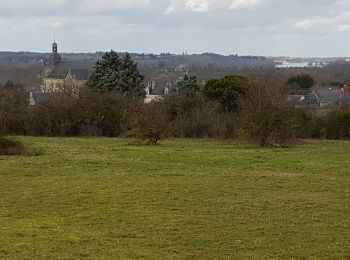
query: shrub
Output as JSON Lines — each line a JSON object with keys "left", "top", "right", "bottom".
{"left": 238, "top": 82, "right": 300, "bottom": 146}
{"left": 0, "top": 137, "right": 26, "bottom": 156}
{"left": 0, "top": 82, "right": 28, "bottom": 136}
{"left": 304, "top": 110, "right": 350, "bottom": 140}
{"left": 127, "top": 102, "right": 170, "bottom": 145}
{"left": 163, "top": 94, "right": 236, "bottom": 138}
{"left": 25, "top": 90, "right": 136, "bottom": 137}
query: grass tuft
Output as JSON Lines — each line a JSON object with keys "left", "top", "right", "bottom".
{"left": 0, "top": 137, "right": 43, "bottom": 156}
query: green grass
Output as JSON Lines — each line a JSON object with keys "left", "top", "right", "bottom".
{"left": 0, "top": 137, "right": 350, "bottom": 259}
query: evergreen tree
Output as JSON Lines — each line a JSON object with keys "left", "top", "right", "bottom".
{"left": 287, "top": 74, "right": 315, "bottom": 90}
{"left": 177, "top": 74, "right": 200, "bottom": 93}
{"left": 203, "top": 75, "right": 249, "bottom": 112}
{"left": 88, "top": 51, "right": 145, "bottom": 97}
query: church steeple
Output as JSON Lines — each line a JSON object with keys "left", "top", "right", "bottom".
{"left": 49, "top": 35, "right": 61, "bottom": 65}
{"left": 52, "top": 42, "right": 58, "bottom": 54}
{"left": 52, "top": 33, "right": 58, "bottom": 53}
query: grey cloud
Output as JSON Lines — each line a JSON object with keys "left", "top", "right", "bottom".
{"left": 0, "top": 0, "right": 349, "bottom": 56}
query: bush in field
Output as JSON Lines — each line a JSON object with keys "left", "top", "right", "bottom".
{"left": 127, "top": 102, "right": 170, "bottom": 145}
{"left": 0, "top": 81, "right": 28, "bottom": 136}
{"left": 0, "top": 137, "right": 25, "bottom": 155}
{"left": 0, "top": 137, "right": 26, "bottom": 156}
{"left": 71, "top": 90, "right": 133, "bottom": 137}
{"left": 0, "top": 137, "right": 42, "bottom": 156}
{"left": 324, "top": 110, "right": 350, "bottom": 139}
{"left": 238, "top": 82, "right": 300, "bottom": 146}
{"left": 163, "top": 94, "right": 236, "bottom": 138}
{"left": 306, "top": 110, "right": 350, "bottom": 140}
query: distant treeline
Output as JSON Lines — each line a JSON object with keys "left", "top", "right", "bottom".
{"left": 2, "top": 49, "right": 350, "bottom": 146}
{"left": 1, "top": 78, "right": 350, "bottom": 146}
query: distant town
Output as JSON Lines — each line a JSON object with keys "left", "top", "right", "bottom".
{"left": 1, "top": 42, "right": 349, "bottom": 90}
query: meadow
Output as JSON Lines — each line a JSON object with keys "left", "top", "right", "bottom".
{"left": 0, "top": 137, "right": 350, "bottom": 259}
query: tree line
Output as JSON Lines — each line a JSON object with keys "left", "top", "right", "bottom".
{"left": 1, "top": 50, "right": 350, "bottom": 147}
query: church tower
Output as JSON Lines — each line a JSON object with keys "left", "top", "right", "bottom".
{"left": 52, "top": 41, "right": 58, "bottom": 54}
{"left": 49, "top": 38, "right": 61, "bottom": 65}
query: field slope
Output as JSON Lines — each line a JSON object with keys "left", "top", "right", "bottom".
{"left": 0, "top": 137, "right": 350, "bottom": 259}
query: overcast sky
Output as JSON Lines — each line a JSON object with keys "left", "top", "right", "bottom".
{"left": 1, "top": 0, "right": 350, "bottom": 57}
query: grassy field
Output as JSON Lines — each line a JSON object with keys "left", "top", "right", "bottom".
{"left": 0, "top": 137, "right": 350, "bottom": 259}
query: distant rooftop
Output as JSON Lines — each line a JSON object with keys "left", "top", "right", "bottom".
{"left": 48, "top": 60, "right": 95, "bottom": 80}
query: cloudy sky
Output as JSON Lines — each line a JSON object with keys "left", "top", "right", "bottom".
{"left": 1, "top": 0, "right": 350, "bottom": 56}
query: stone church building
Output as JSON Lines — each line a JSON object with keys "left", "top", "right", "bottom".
{"left": 30, "top": 41, "right": 94, "bottom": 105}
{"left": 30, "top": 41, "right": 172, "bottom": 105}
{"left": 40, "top": 41, "right": 94, "bottom": 93}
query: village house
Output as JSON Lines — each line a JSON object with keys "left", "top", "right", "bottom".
{"left": 285, "top": 86, "right": 350, "bottom": 110}
{"left": 144, "top": 80, "right": 176, "bottom": 103}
